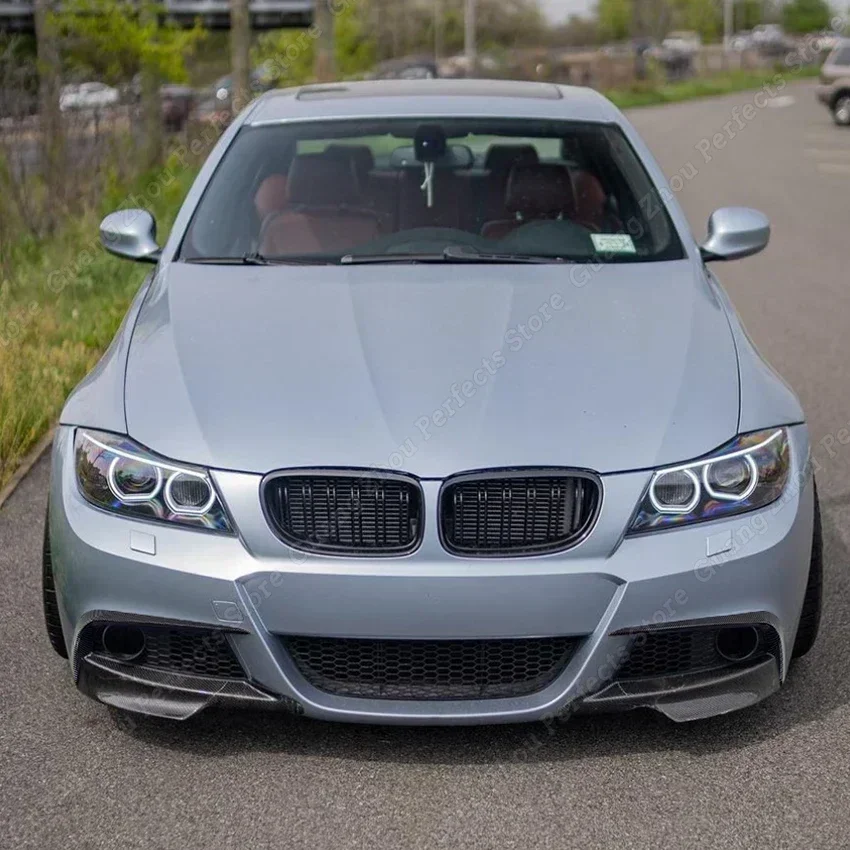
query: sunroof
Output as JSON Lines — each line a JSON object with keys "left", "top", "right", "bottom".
{"left": 295, "top": 79, "right": 563, "bottom": 101}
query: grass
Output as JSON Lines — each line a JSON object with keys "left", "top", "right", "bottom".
{"left": 0, "top": 62, "right": 824, "bottom": 492}
{"left": 0, "top": 160, "right": 197, "bottom": 490}
{"left": 607, "top": 64, "right": 821, "bottom": 110}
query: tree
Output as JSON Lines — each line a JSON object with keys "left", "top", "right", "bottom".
{"left": 34, "top": 0, "right": 64, "bottom": 224}
{"left": 597, "top": 0, "right": 631, "bottom": 41}
{"left": 254, "top": 1, "right": 375, "bottom": 86}
{"left": 54, "top": 0, "right": 205, "bottom": 166}
{"left": 737, "top": 0, "right": 764, "bottom": 31}
{"left": 314, "top": 0, "right": 335, "bottom": 82}
{"left": 552, "top": 14, "right": 599, "bottom": 47}
{"left": 230, "top": 0, "right": 251, "bottom": 115}
{"left": 667, "top": 0, "right": 721, "bottom": 41}
{"left": 55, "top": 0, "right": 204, "bottom": 87}
{"left": 782, "top": 0, "right": 831, "bottom": 33}
{"left": 682, "top": 0, "right": 721, "bottom": 41}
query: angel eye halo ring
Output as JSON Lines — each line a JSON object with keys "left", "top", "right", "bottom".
{"left": 630, "top": 428, "right": 790, "bottom": 533}
{"left": 75, "top": 429, "right": 232, "bottom": 532}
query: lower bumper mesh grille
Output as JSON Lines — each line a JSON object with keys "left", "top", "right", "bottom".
{"left": 616, "top": 625, "right": 781, "bottom": 680}
{"left": 283, "top": 635, "right": 580, "bottom": 700}
{"left": 85, "top": 624, "right": 245, "bottom": 680}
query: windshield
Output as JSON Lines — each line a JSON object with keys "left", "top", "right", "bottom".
{"left": 180, "top": 117, "right": 685, "bottom": 264}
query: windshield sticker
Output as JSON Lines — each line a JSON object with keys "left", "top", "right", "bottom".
{"left": 591, "top": 234, "right": 637, "bottom": 254}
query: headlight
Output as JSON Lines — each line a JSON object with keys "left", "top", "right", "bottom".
{"left": 628, "top": 428, "right": 789, "bottom": 534}
{"left": 75, "top": 429, "right": 233, "bottom": 533}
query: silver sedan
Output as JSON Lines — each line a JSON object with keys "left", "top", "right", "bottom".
{"left": 44, "top": 79, "right": 821, "bottom": 724}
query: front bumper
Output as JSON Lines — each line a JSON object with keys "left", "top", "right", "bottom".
{"left": 49, "top": 425, "right": 814, "bottom": 723}
{"left": 816, "top": 83, "right": 834, "bottom": 106}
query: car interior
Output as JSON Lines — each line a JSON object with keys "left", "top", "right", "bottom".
{"left": 252, "top": 143, "right": 621, "bottom": 255}
{"left": 181, "top": 118, "right": 682, "bottom": 262}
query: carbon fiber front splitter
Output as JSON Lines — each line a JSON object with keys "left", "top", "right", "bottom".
{"left": 77, "top": 654, "right": 303, "bottom": 720}
{"left": 577, "top": 657, "right": 781, "bottom": 722}
{"left": 77, "top": 651, "right": 780, "bottom": 723}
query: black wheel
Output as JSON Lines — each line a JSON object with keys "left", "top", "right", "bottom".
{"left": 832, "top": 94, "right": 850, "bottom": 127}
{"left": 42, "top": 511, "right": 68, "bottom": 658}
{"left": 792, "top": 482, "right": 823, "bottom": 659}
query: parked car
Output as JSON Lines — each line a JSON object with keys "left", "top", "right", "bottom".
{"left": 817, "top": 40, "right": 850, "bottom": 125}
{"left": 160, "top": 84, "right": 196, "bottom": 132}
{"left": 751, "top": 24, "right": 793, "bottom": 56}
{"left": 729, "top": 30, "right": 753, "bottom": 52}
{"left": 654, "top": 33, "right": 698, "bottom": 81}
{"left": 46, "top": 79, "right": 820, "bottom": 725}
{"left": 0, "top": 87, "right": 37, "bottom": 120}
{"left": 195, "top": 93, "right": 232, "bottom": 128}
{"left": 211, "top": 69, "right": 274, "bottom": 109}
{"left": 192, "top": 69, "right": 273, "bottom": 128}
{"left": 751, "top": 24, "right": 783, "bottom": 45}
{"left": 661, "top": 30, "right": 701, "bottom": 54}
{"left": 371, "top": 56, "right": 439, "bottom": 80}
{"left": 59, "top": 82, "right": 120, "bottom": 112}
{"left": 812, "top": 32, "right": 840, "bottom": 53}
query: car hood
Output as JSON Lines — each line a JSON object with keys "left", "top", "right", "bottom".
{"left": 124, "top": 261, "right": 739, "bottom": 477}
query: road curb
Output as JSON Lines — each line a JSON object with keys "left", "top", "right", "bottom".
{"left": 0, "top": 426, "right": 56, "bottom": 512}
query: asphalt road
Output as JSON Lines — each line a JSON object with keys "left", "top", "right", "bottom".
{"left": 3, "top": 79, "right": 850, "bottom": 850}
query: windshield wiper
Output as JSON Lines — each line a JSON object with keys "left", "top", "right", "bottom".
{"left": 185, "top": 252, "right": 339, "bottom": 265}
{"left": 340, "top": 253, "right": 448, "bottom": 265}
{"left": 183, "top": 252, "right": 271, "bottom": 265}
{"left": 442, "top": 246, "right": 570, "bottom": 264}
{"left": 341, "top": 246, "right": 570, "bottom": 265}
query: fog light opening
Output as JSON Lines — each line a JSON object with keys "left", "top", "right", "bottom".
{"left": 715, "top": 626, "right": 759, "bottom": 662}
{"left": 101, "top": 624, "right": 147, "bottom": 662}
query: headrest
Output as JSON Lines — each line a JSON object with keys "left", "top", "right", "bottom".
{"left": 287, "top": 153, "right": 360, "bottom": 206}
{"left": 573, "top": 170, "right": 606, "bottom": 208}
{"left": 484, "top": 144, "right": 539, "bottom": 172}
{"left": 254, "top": 173, "right": 289, "bottom": 218}
{"left": 506, "top": 164, "right": 575, "bottom": 217}
{"left": 324, "top": 144, "right": 376, "bottom": 178}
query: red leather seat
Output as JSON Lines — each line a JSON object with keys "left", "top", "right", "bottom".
{"left": 571, "top": 170, "right": 607, "bottom": 232}
{"left": 481, "top": 164, "right": 576, "bottom": 241}
{"left": 476, "top": 145, "right": 540, "bottom": 230}
{"left": 323, "top": 144, "right": 376, "bottom": 192}
{"left": 261, "top": 154, "right": 380, "bottom": 256}
{"left": 483, "top": 144, "right": 539, "bottom": 174}
{"left": 254, "top": 173, "right": 289, "bottom": 220}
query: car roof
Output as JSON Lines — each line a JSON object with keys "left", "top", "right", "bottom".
{"left": 246, "top": 79, "right": 619, "bottom": 126}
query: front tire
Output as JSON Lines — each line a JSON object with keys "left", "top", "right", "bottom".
{"left": 42, "top": 511, "right": 68, "bottom": 658}
{"left": 792, "top": 483, "right": 823, "bottom": 658}
{"left": 832, "top": 94, "right": 850, "bottom": 126}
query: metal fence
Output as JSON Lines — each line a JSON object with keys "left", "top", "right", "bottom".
{"left": 0, "top": 0, "right": 312, "bottom": 31}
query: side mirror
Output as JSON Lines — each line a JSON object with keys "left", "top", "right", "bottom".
{"left": 700, "top": 207, "right": 770, "bottom": 262}
{"left": 99, "top": 209, "right": 161, "bottom": 263}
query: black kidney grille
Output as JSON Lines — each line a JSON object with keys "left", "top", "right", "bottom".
{"left": 283, "top": 636, "right": 579, "bottom": 700}
{"left": 264, "top": 474, "right": 422, "bottom": 555}
{"left": 441, "top": 473, "right": 600, "bottom": 556}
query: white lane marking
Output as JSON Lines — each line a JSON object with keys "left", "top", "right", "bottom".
{"left": 804, "top": 148, "right": 850, "bottom": 158}
{"left": 817, "top": 162, "right": 850, "bottom": 175}
{"left": 766, "top": 95, "right": 796, "bottom": 108}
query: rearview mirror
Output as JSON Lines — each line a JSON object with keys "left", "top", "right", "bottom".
{"left": 700, "top": 207, "right": 770, "bottom": 262}
{"left": 389, "top": 144, "right": 474, "bottom": 170}
{"left": 99, "top": 209, "right": 161, "bottom": 263}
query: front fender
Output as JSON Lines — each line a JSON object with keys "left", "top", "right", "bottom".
{"left": 59, "top": 274, "right": 153, "bottom": 433}
{"left": 708, "top": 270, "right": 805, "bottom": 432}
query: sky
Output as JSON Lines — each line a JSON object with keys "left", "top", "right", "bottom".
{"left": 539, "top": 0, "right": 593, "bottom": 22}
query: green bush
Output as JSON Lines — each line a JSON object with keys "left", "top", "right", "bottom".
{"left": 0, "top": 161, "right": 196, "bottom": 489}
